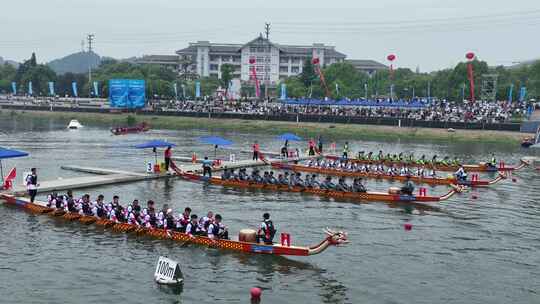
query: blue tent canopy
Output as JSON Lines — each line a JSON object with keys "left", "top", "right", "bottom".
{"left": 135, "top": 140, "right": 176, "bottom": 149}
{"left": 277, "top": 133, "right": 303, "bottom": 141}
{"left": 198, "top": 136, "right": 233, "bottom": 146}
{"left": 0, "top": 147, "right": 29, "bottom": 159}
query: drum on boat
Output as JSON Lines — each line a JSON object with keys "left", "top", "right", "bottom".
{"left": 239, "top": 229, "right": 257, "bottom": 243}
{"left": 388, "top": 187, "right": 401, "bottom": 194}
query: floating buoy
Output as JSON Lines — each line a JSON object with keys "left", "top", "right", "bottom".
{"left": 512, "top": 178, "right": 517, "bottom": 183}
{"left": 471, "top": 195, "right": 478, "bottom": 200}
{"left": 404, "top": 223, "right": 413, "bottom": 231}
{"left": 250, "top": 287, "right": 262, "bottom": 300}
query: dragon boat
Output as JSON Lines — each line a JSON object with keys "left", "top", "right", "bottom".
{"left": 110, "top": 122, "right": 150, "bottom": 135}
{"left": 175, "top": 171, "right": 462, "bottom": 203}
{"left": 0, "top": 194, "right": 347, "bottom": 257}
{"left": 271, "top": 162, "right": 506, "bottom": 187}
{"left": 325, "top": 155, "right": 528, "bottom": 173}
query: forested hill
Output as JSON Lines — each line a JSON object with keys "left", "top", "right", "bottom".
{"left": 47, "top": 51, "right": 101, "bottom": 74}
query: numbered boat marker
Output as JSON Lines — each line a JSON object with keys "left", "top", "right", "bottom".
{"left": 154, "top": 256, "right": 183, "bottom": 285}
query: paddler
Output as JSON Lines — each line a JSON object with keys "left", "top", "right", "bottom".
{"left": 417, "top": 155, "right": 426, "bottom": 165}
{"left": 400, "top": 175, "right": 415, "bottom": 196}
{"left": 320, "top": 176, "right": 336, "bottom": 190}
{"left": 336, "top": 177, "right": 350, "bottom": 192}
{"left": 452, "top": 157, "right": 461, "bottom": 166}
{"left": 257, "top": 213, "right": 276, "bottom": 244}
{"left": 352, "top": 178, "right": 367, "bottom": 193}
{"left": 376, "top": 150, "right": 384, "bottom": 161}
{"left": 455, "top": 165, "right": 468, "bottom": 182}
{"left": 431, "top": 155, "right": 438, "bottom": 165}
{"left": 367, "top": 151, "right": 374, "bottom": 160}
{"left": 208, "top": 214, "right": 228, "bottom": 240}
{"left": 488, "top": 153, "right": 497, "bottom": 168}
{"left": 342, "top": 142, "right": 350, "bottom": 159}
{"left": 317, "top": 136, "right": 323, "bottom": 154}
{"left": 92, "top": 195, "right": 106, "bottom": 218}
{"left": 357, "top": 151, "right": 365, "bottom": 160}
{"left": 441, "top": 156, "right": 450, "bottom": 166}
{"left": 186, "top": 214, "right": 202, "bottom": 237}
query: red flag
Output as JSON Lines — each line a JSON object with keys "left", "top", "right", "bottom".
{"left": 5, "top": 167, "right": 16, "bottom": 181}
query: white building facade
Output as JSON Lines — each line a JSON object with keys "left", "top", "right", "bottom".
{"left": 175, "top": 36, "right": 347, "bottom": 85}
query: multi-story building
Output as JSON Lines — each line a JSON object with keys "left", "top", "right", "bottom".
{"left": 137, "top": 36, "right": 386, "bottom": 83}
{"left": 174, "top": 36, "right": 347, "bottom": 85}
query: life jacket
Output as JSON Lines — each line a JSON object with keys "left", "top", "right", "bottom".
{"left": 166, "top": 215, "right": 175, "bottom": 229}
{"left": 67, "top": 199, "right": 77, "bottom": 212}
{"left": 82, "top": 201, "right": 92, "bottom": 215}
{"left": 262, "top": 219, "right": 276, "bottom": 239}
{"left": 96, "top": 205, "right": 105, "bottom": 218}
{"left": 209, "top": 223, "right": 221, "bottom": 237}
{"left": 187, "top": 222, "right": 198, "bottom": 235}
{"left": 55, "top": 198, "right": 63, "bottom": 209}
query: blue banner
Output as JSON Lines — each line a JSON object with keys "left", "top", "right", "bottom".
{"left": 48, "top": 82, "right": 55, "bottom": 96}
{"left": 280, "top": 83, "right": 287, "bottom": 100}
{"left": 72, "top": 82, "right": 78, "bottom": 97}
{"left": 195, "top": 81, "right": 201, "bottom": 98}
{"left": 507, "top": 84, "right": 513, "bottom": 104}
{"left": 519, "top": 87, "right": 527, "bottom": 102}
{"left": 28, "top": 81, "right": 33, "bottom": 96}
{"left": 93, "top": 81, "right": 99, "bottom": 97}
{"left": 11, "top": 82, "right": 16, "bottom": 95}
{"left": 109, "top": 79, "right": 129, "bottom": 108}
{"left": 173, "top": 83, "right": 178, "bottom": 98}
{"left": 127, "top": 79, "right": 146, "bottom": 108}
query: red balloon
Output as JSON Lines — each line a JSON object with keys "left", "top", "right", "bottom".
{"left": 312, "top": 58, "right": 320, "bottom": 65}
{"left": 466, "top": 52, "right": 475, "bottom": 60}
{"left": 249, "top": 57, "right": 256, "bottom": 64}
{"left": 387, "top": 54, "right": 396, "bottom": 61}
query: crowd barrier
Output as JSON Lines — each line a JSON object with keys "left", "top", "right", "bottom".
{"left": 0, "top": 104, "right": 523, "bottom": 132}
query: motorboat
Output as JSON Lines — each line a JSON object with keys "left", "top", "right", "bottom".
{"left": 67, "top": 119, "right": 83, "bottom": 129}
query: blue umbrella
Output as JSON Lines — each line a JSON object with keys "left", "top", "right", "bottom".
{"left": 277, "top": 133, "right": 303, "bottom": 142}
{"left": 135, "top": 140, "right": 176, "bottom": 164}
{"left": 198, "top": 136, "right": 233, "bottom": 146}
{"left": 135, "top": 140, "right": 177, "bottom": 149}
{"left": 0, "top": 147, "right": 29, "bottom": 182}
{"left": 198, "top": 136, "right": 233, "bottom": 157}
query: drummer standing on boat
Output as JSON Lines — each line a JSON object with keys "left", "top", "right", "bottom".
{"left": 252, "top": 141, "right": 260, "bottom": 161}
{"left": 25, "top": 168, "right": 39, "bottom": 203}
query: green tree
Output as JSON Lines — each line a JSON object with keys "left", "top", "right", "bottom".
{"left": 300, "top": 57, "right": 317, "bottom": 89}
{"left": 220, "top": 64, "right": 234, "bottom": 95}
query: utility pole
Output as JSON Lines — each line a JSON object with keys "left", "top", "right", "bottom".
{"left": 264, "top": 23, "right": 271, "bottom": 101}
{"left": 87, "top": 34, "right": 95, "bottom": 97}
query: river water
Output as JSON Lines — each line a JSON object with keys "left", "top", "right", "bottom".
{"left": 0, "top": 115, "right": 539, "bottom": 304}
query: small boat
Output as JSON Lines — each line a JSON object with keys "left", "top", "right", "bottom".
{"left": 110, "top": 122, "right": 150, "bottom": 135}
{"left": 272, "top": 162, "right": 506, "bottom": 187}
{"left": 175, "top": 171, "right": 462, "bottom": 204}
{"left": 0, "top": 194, "right": 348, "bottom": 257}
{"left": 325, "top": 155, "right": 529, "bottom": 173}
{"left": 67, "top": 119, "right": 83, "bottom": 129}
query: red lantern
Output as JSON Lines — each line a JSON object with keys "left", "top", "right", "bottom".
{"left": 249, "top": 57, "right": 256, "bottom": 64}
{"left": 466, "top": 52, "right": 475, "bottom": 60}
{"left": 387, "top": 54, "right": 396, "bottom": 62}
{"left": 312, "top": 57, "right": 320, "bottom": 65}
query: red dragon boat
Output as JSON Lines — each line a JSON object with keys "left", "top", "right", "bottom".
{"left": 271, "top": 162, "right": 506, "bottom": 187}
{"left": 0, "top": 194, "right": 348, "bottom": 257}
{"left": 325, "top": 155, "right": 528, "bottom": 173}
{"left": 175, "top": 171, "right": 462, "bottom": 204}
{"left": 110, "top": 122, "right": 150, "bottom": 135}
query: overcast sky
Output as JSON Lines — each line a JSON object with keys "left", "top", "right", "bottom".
{"left": 1, "top": 0, "right": 539, "bottom": 71}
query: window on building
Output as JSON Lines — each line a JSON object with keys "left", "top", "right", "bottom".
{"left": 210, "top": 55, "right": 219, "bottom": 62}
{"left": 279, "top": 66, "right": 288, "bottom": 73}
{"left": 291, "top": 67, "right": 300, "bottom": 73}
{"left": 210, "top": 64, "right": 219, "bottom": 71}
{"left": 280, "top": 57, "right": 289, "bottom": 63}
{"left": 233, "top": 56, "right": 241, "bottom": 62}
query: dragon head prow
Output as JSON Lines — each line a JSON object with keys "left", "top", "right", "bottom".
{"left": 324, "top": 228, "right": 349, "bottom": 246}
